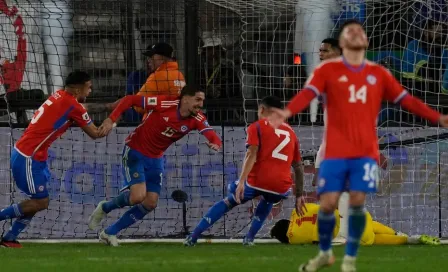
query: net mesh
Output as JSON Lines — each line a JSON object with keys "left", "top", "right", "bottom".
{"left": 0, "top": 0, "right": 448, "bottom": 240}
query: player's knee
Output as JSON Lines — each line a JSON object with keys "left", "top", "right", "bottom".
{"left": 32, "top": 197, "right": 50, "bottom": 211}
{"left": 349, "top": 191, "right": 366, "bottom": 206}
{"left": 142, "top": 199, "right": 157, "bottom": 211}
{"left": 142, "top": 193, "right": 158, "bottom": 211}
{"left": 129, "top": 184, "right": 146, "bottom": 205}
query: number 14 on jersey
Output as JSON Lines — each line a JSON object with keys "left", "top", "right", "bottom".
{"left": 348, "top": 84, "right": 367, "bottom": 104}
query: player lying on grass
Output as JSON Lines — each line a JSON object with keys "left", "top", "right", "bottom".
{"left": 270, "top": 202, "right": 440, "bottom": 246}
{"left": 0, "top": 71, "right": 107, "bottom": 248}
{"left": 269, "top": 19, "right": 448, "bottom": 272}
{"left": 88, "top": 85, "right": 222, "bottom": 246}
{"left": 184, "top": 96, "right": 306, "bottom": 246}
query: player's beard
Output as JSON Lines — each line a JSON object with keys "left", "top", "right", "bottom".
{"left": 78, "top": 97, "right": 86, "bottom": 103}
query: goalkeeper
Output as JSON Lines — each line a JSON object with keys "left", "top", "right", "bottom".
{"left": 270, "top": 203, "right": 440, "bottom": 246}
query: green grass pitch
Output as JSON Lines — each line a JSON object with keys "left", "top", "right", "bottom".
{"left": 1, "top": 243, "right": 447, "bottom": 271}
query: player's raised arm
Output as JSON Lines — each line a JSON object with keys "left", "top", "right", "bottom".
{"left": 269, "top": 64, "right": 328, "bottom": 126}
{"left": 381, "top": 67, "right": 448, "bottom": 126}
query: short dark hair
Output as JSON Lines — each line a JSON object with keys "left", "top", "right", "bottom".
{"left": 65, "top": 71, "right": 91, "bottom": 86}
{"left": 339, "top": 19, "right": 363, "bottom": 35}
{"left": 260, "top": 96, "right": 282, "bottom": 109}
{"left": 180, "top": 84, "right": 203, "bottom": 99}
{"left": 270, "top": 219, "right": 290, "bottom": 244}
{"left": 321, "top": 38, "right": 341, "bottom": 52}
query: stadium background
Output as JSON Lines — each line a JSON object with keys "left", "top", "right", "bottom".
{"left": 1, "top": 0, "right": 448, "bottom": 241}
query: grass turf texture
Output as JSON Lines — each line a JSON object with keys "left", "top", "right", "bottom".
{"left": 1, "top": 243, "right": 447, "bottom": 271}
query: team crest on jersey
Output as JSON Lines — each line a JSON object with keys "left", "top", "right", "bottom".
{"left": 366, "top": 75, "right": 377, "bottom": 85}
{"left": 133, "top": 172, "right": 139, "bottom": 178}
{"left": 181, "top": 125, "right": 188, "bottom": 132}
{"left": 38, "top": 186, "right": 44, "bottom": 192}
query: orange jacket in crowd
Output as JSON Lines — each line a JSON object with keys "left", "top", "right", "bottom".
{"left": 135, "top": 61, "right": 185, "bottom": 116}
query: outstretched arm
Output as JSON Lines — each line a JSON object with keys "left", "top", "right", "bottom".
{"left": 83, "top": 100, "right": 120, "bottom": 114}
{"left": 382, "top": 67, "right": 445, "bottom": 125}
{"left": 202, "top": 130, "right": 222, "bottom": 151}
{"left": 108, "top": 95, "right": 155, "bottom": 123}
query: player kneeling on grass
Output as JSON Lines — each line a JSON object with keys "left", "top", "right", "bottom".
{"left": 0, "top": 71, "right": 107, "bottom": 248}
{"left": 184, "top": 96, "right": 307, "bottom": 246}
{"left": 270, "top": 202, "right": 440, "bottom": 246}
{"left": 88, "top": 85, "right": 222, "bottom": 246}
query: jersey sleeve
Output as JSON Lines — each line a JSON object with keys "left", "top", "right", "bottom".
{"left": 381, "top": 67, "right": 408, "bottom": 103}
{"left": 246, "top": 123, "right": 260, "bottom": 147}
{"left": 109, "top": 95, "right": 158, "bottom": 122}
{"left": 69, "top": 103, "right": 92, "bottom": 127}
{"left": 195, "top": 114, "right": 213, "bottom": 134}
{"left": 293, "top": 135, "right": 301, "bottom": 163}
{"left": 286, "top": 64, "right": 327, "bottom": 115}
{"left": 303, "top": 63, "right": 327, "bottom": 96}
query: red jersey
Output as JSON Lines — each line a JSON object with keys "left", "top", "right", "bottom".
{"left": 246, "top": 119, "right": 301, "bottom": 195}
{"left": 15, "top": 90, "right": 92, "bottom": 161}
{"left": 287, "top": 57, "right": 440, "bottom": 160}
{"left": 109, "top": 95, "right": 221, "bottom": 158}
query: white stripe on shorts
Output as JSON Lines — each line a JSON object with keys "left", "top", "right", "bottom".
{"left": 26, "top": 157, "right": 36, "bottom": 194}
{"left": 122, "top": 146, "right": 132, "bottom": 182}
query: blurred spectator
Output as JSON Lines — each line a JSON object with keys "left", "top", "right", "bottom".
{"left": 124, "top": 44, "right": 154, "bottom": 122}
{"left": 200, "top": 34, "right": 241, "bottom": 98}
{"left": 135, "top": 42, "right": 186, "bottom": 116}
{"left": 401, "top": 20, "right": 448, "bottom": 82}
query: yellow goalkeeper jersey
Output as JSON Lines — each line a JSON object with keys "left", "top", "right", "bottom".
{"left": 286, "top": 203, "right": 375, "bottom": 245}
{"left": 287, "top": 203, "right": 340, "bottom": 244}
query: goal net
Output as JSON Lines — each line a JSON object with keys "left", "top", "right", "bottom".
{"left": 0, "top": 0, "right": 448, "bottom": 241}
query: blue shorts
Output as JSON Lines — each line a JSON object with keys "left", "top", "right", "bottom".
{"left": 121, "top": 146, "right": 164, "bottom": 194}
{"left": 317, "top": 158, "right": 378, "bottom": 195}
{"left": 11, "top": 148, "right": 50, "bottom": 199}
{"left": 227, "top": 181, "right": 289, "bottom": 204}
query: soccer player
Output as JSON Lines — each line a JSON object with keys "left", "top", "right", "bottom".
{"left": 88, "top": 85, "right": 222, "bottom": 246}
{"left": 270, "top": 203, "right": 440, "bottom": 246}
{"left": 184, "top": 96, "right": 306, "bottom": 246}
{"left": 269, "top": 20, "right": 448, "bottom": 272}
{"left": 314, "top": 38, "right": 342, "bottom": 186}
{"left": 0, "top": 71, "right": 106, "bottom": 247}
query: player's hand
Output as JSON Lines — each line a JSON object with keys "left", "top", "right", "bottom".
{"left": 268, "top": 108, "right": 291, "bottom": 128}
{"left": 439, "top": 115, "right": 448, "bottom": 128}
{"left": 206, "top": 142, "right": 221, "bottom": 151}
{"left": 295, "top": 196, "right": 307, "bottom": 216}
{"left": 235, "top": 182, "right": 245, "bottom": 204}
{"left": 98, "top": 118, "right": 114, "bottom": 136}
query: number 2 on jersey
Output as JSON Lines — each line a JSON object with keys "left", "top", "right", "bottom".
{"left": 348, "top": 84, "right": 367, "bottom": 104}
{"left": 272, "top": 129, "right": 290, "bottom": 161}
{"left": 31, "top": 99, "right": 53, "bottom": 124}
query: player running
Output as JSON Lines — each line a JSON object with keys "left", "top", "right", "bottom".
{"left": 88, "top": 85, "right": 222, "bottom": 246}
{"left": 0, "top": 71, "right": 106, "bottom": 248}
{"left": 184, "top": 96, "right": 306, "bottom": 246}
{"left": 269, "top": 20, "right": 448, "bottom": 272}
